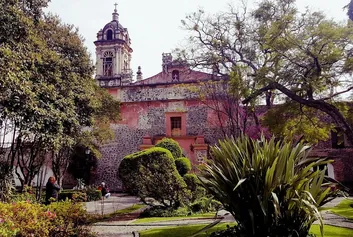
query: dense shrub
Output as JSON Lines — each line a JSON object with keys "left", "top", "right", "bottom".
{"left": 155, "top": 138, "right": 182, "bottom": 159}
{"left": 183, "top": 173, "right": 206, "bottom": 201}
{"left": 201, "top": 135, "right": 339, "bottom": 237}
{"left": 58, "top": 188, "right": 100, "bottom": 202}
{"left": 0, "top": 200, "right": 93, "bottom": 237}
{"left": 0, "top": 201, "right": 54, "bottom": 236}
{"left": 183, "top": 173, "right": 201, "bottom": 191}
{"left": 58, "top": 190, "right": 77, "bottom": 201}
{"left": 11, "top": 191, "right": 37, "bottom": 203}
{"left": 190, "top": 199, "right": 206, "bottom": 213}
{"left": 175, "top": 157, "right": 192, "bottom": 176}
{"left": 72, "top": 192, "right": 88, "bottom": 202}
{"left": 48, "top": 200, "right": 91, "bottom": 236}
{"left": 190, "top": 197, "right": 222, "bottom": 213}
{"left": 118, "top": 147, "right": 188, "bottom": 208}
{"left": 85, "top": 186, "right": 102, "bottom": 201}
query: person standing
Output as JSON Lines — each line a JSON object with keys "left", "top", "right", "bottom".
{"left": 45, "top": 176, "right": 61, "bottom": 205}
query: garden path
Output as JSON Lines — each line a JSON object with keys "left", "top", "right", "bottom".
{"left": 315, "top": 197, "right": 353, "bottom": 229}
{"left": 89, "top": 196, "right": 353, "bottom": 237}
{"left": 85, "top": 193, "right": 141, "bottom": 215}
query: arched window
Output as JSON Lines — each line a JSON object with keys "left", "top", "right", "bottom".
{"left": 172, "top": 70, "right": 180, "bottom": 81}
{"left": 106, "top": 30, "right": 113, "bottom": 40}
{"left": 103, "top": 51, "right": 114, "bottom": 77}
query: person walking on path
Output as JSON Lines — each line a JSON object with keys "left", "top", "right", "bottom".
{"left": 98, "top": 182, "right": 111, "bottom": 199}
{"left": 45, "top": 176, "right": 61, "bottom": 205}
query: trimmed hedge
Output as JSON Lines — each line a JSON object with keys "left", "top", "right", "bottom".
{"left": 118, "top": 147, "right": 187, "bottom": 207}
{"left": 175, "top": 157, "right": 192, "bottom": 176}
{"left": 155, "top": 138, "right": 182, "bottom": 159}
{"left": 59, "top": 190, "right": 77, "bottom": 201}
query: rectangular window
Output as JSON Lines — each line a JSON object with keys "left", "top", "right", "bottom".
{"left": 165, "top": 112, "right": 186, "bottom": 136}
{"left": 171, "top": 117, "right": 181, "bottom": 136}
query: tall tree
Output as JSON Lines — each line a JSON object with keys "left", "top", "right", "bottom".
{"left": 178, "top": 0, "right": 353, "bottom": 144}
{"left": 0, "top": 0, "right": 120, "bottom": 188}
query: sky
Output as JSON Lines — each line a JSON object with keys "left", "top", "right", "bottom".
{"left": 46, "top": 0, "right": 350, "bottom": 79}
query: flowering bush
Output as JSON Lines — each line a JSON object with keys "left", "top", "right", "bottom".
{"left": 0, "top": 200, "right": 93, "bottom": 237}
{"left": 0, "top": 201, "right": 54, "bottom": 236}
{"left": 48, "top": 199, "right": 91, "bottom": 236}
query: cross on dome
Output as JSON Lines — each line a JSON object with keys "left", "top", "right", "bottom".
{"left": 112, "top": 2, "right": 119, "bottom": 21}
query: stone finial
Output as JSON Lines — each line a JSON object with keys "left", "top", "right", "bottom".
{"left": 136, "top": 66, "right": 143, "bottom": 80}
{"left": 112, "top": 3, "right": 119, "bottom": 21}
{"left": 162, "top": 53, "right": 172, "bottom": 73}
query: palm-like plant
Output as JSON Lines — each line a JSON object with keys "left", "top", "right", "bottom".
{"left": 200, "top": 135, "right": 338, "bottom": 237}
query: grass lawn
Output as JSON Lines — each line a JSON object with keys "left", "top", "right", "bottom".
{"left": 310, "top": 225, "right": 353, "bottom": 237}
{"left": 139, "top": 224, "right": 353, "bottom": 237}
{"left": 133, "top": 212, "right": 217, "bottom": 224}
{"left": 112, "top": 204, "right": 146, "bottom": 215}
{"left": 139, "top": 223, "right": 232, "bottom": 237}
{"left": 328, "top": 199, "right": 353, "bottom": 219}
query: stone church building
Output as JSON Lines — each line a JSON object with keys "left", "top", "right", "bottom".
{"left": 94, "top": 6, "right": 353, "bottom": 191}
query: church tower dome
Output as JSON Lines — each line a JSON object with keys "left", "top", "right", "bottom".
{"left": 94, "top": 3, "right": 133, "bottom": 87}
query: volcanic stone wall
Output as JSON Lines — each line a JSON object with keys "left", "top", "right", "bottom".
{"left": 95, "top": 102, "right": 222, "bottom": 191}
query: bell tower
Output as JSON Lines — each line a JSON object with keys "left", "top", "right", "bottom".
{"left": 94, "top": 3, "right": 133, "bottom": 87}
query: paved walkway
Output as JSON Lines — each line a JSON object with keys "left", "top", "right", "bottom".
{"left": 316, "top": 197, "right": 353, "bottom": 229}
{"left": 89, "top": 196, "right": 353, "bottom": 237}
{"left": 90, "top": 216, "right": 233, "bottom": 237}
{"left": 85, "top": 193, "right": 141, "bottom": 215}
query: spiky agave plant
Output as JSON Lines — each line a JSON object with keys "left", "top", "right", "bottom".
{"left": 199, "top": 135, "right": 338, "bottom": 237}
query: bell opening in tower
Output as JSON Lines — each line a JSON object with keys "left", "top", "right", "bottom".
{"left": 103, "top": 57, "right": 113, "bottom": 77}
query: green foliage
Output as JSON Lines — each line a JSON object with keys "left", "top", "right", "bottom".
{"left": 139, "top": 223, "right": 233, "bottom": 237}
{"left": 85, "top": 186, "right": 102, "bottom": 201}
{"left": 10, "top": 189, "right": 38, "bottom": 203}
{"left": 155, "top": 138, "right": 182, "bottom": 159}
{"left": 0, "top": 0, "right": 120, "bottom": 190}
{"left": 0, "top": 161, "right": 15, "bottom": 202}
{"left": 0, "top": 201, "right": 54, "bottom": 237}
{"left": 183, "top": 173, "right": 198, "bottom": 188}
{"left": 48, "top": 199, "right": 92, "bottom": 236}
{"left": 58, "top": 188, "right": 101, "bottom": 202}
{"left": 183, "top": 173, "right": 206, "bottom": 201}
{"left": 175, "top": 157, "right": 192, "bottom": 176}
{"left": 262, "top": 103, "right": 335, "bottom": 144}
{"left": 190, "top": 197, "right": 223, "bottom": 213}
{"left": 118, "top": 147, "right": 188, "bottom": 208}
{"left": 200, "top": 135, "right": 339, "bottom": 237}
{"left": 179, "top": 0, "right": 353, "bottom": 144}
{"left": 139, "top": 224, "right": 353, "bottom": 237}
{"left": 68, "top": 146, "right": 98, "bottom": 185}
{"left": 183, "top": 174, "right": 201, "bottom": 191}
{"left": 72, "top": 192, "right": 87, "bottom": 202}
{"left": 328, "top": 199, "right": 353, "bottom": 219}
{"left": 140, "top": 206, "right": 190, "bottom": 218}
